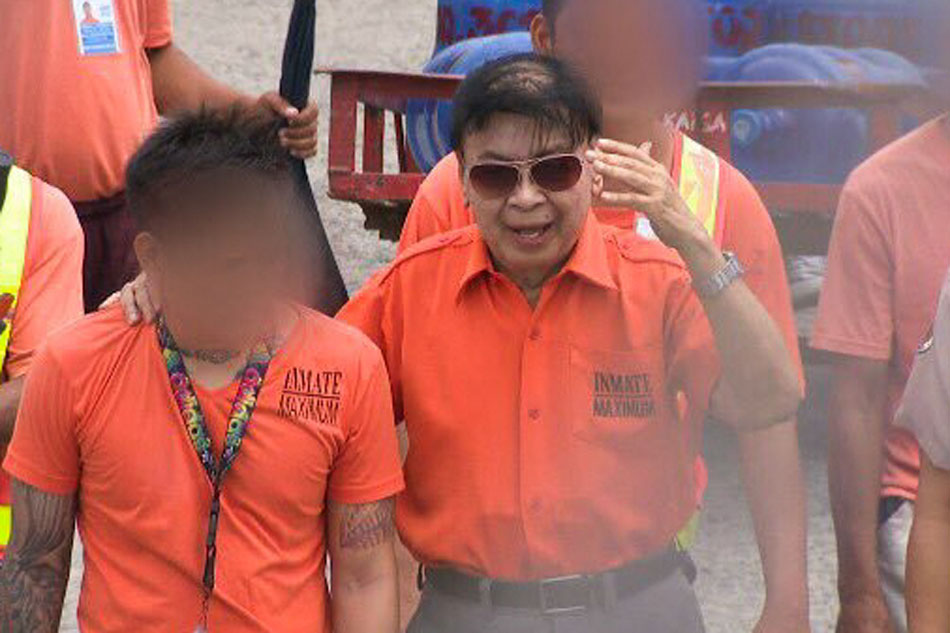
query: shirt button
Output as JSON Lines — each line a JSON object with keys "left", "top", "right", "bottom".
{"left": 528, "top": 408, "right": 541, "bottom": 421}
{"left": 529, "top": 499, "right": 543, "bottom": 513}
{"left": 528, "top": 328, "right": 541, "bottom": 341}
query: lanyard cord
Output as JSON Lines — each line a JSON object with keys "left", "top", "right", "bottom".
{"left": 158, "top": 320, "right": 274, "bottom": 629}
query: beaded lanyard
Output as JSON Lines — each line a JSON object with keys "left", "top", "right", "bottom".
{"left": 158, "top": 320, "right": 274, "bottom": 630}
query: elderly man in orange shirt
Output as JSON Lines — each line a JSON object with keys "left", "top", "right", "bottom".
{"left": 0, "top": 0, "right": 320, "bottom": 312}
{"left": 338, "top": 54, "right": 801, "bottom": 633}
{"left": 400, "top": 1, "right": 811, "bottom": 630}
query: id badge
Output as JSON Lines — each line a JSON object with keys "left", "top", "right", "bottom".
{"left": 71, "top": 0, "right": 121, "bottom": 56}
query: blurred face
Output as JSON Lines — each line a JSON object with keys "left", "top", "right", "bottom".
{"left": 460, "top": 113, "right": 593, "bottom": 287}
{"left": 135, "top": 177, "right": 297, "bottom": 350}
{"left": 533, "top": 0, "right": 705, "bottom": 120}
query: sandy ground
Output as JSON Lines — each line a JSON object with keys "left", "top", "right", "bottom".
{"left": 60, "top": 1, "right": 839, "bottom": 630}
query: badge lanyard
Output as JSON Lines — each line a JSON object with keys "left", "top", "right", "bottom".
{"left": 158, "top": 320, "right": 274, "bottom": 629}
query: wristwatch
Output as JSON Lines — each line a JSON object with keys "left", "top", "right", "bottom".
{"left": 693, "top": 251, "right": 745, "bottom": 300}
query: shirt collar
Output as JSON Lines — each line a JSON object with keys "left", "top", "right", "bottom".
{"left": 560, "top": 213, "right": 618, "bottom": 292}
{"left": 455, "top": 213, "right": 618, "bottom": 300}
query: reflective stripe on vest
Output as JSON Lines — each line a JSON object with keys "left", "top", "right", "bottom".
{"left": 673, "top": 136, "right": 723, "bottom": 552}
{"left": 636, "top": 134, "right": 724, "bottom": 247}
{"left": 0, "top": 165, "right": 33, "bottom": 549}
{"left": 679, "top": 134, "right": 724, "bottom": 246}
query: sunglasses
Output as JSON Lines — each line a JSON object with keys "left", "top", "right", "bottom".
{"left": 467, "top": 154, "right": 585, "bottom": 200}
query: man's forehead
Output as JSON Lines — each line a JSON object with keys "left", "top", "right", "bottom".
{"left": 463, "top": 116, "right": 578, "bottom": 162}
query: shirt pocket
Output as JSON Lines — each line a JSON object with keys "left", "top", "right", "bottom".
{"left": 569, "top": 345, "right": 668, "bottom": 446}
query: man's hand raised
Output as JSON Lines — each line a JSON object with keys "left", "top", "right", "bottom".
{"left": 588, "top": 137, "right": 725, "bottom": 282}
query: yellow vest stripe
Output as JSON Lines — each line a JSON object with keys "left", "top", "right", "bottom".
{"left": 673, "top": 136, "right": 722, "bottom": 551}
{"left": 0, "top": 165, "right": 33, "bottom": 548}
{"left": 0, "top": 165, "right": 33, "bottom": 371}
{"left": 0, "top": 506, "right": 9, "bottom": 547}
{"left": 678, "top": 134, "right": 722, "bottom": 244}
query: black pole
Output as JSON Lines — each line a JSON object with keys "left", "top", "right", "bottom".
{"left": 279, "top": 0, "right": 349, "bottom": 314}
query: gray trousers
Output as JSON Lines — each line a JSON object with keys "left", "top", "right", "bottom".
{"left": 878, "top": 500, "right": 914, "bottom": 633}
{"left": 407, "top": 568, "right": 705, "bottom": 633}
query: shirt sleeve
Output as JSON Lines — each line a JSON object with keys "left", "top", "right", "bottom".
{"left": 664, "top": 270, "right": 721, "bottom": 419}
{"left": 3, "top": 344, "right": 81, "bottom": 495}
{"left": 398, "top": 190, "right": 448, "bottom": 254}
{"left": 5, "top": 182, "right": 84, "bottom": 379}
{"left": 397, "top": 154, "right": 471, "bottom": 254}
{"left": 811, "top": 174, "right": 894, "bottom": 360}
{"left": 327, "top": 344, "right": 404, "bottom": 505}
{"left": 897, "top": 273, "right": 950, "bottom": 470}
{"left": 142, "top": 0, "right": 173, "bottom": 49}
{"left": 720, "top": 165, "right": 803, "bottom": 381}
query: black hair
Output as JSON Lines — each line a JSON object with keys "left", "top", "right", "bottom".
{"left": 450, "top": 53, "right": 602, "bottom": 154}
{"left": 125, "top": 107, "right": 293, "bottom": 231}
{"left": 542, "top": 0, "right": 564, "bottom": 22}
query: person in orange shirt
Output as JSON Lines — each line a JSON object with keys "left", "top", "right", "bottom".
{"left": 0, "top": 0, "right": 322, "bottom": 312}
{"left": 810, "top": 115, "right": 950, "bottom": 633}
{"left": 338, "top": 54, "right": 801, "bottom": 633}
{"left": 0, "top": 110, "right": 403, "bottom": 633}
{"left": 399, "top": 1, "right": 810, "bottom": 630}
{"left": 0, "top": 152, "right": 85, "bottom": 556}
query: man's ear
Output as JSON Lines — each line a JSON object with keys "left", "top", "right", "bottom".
{"left": 133, "top": 232, "right": 159, "bottom": 277}
{"left": 531, "top": 13, "right": 554, "bottom": 55}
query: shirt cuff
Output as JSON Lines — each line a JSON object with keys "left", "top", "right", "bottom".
{"left": 328, "top": 473, "right": 405, "bottom": 506}
{"left": 3, "top": 453, "right": 77, "bottom": 496}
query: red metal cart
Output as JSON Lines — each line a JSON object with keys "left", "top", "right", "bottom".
{"left": 324, "top": 68, "right": 934, "bottom": 252}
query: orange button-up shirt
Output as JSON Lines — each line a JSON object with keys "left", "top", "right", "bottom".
{"left": 338, "top": 215, "right": 721, "bottom": 579}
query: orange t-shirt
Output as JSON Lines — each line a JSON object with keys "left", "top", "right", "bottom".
{"left": 0, "top": 177, "right": 84, "bottom": 553}
{"left": 5, "top": 177, "right": 85, "bottom": 379}
{"left": 4, "top": 306, "right": 404, "bottom": 633}
{"left": 339, "top": 216, "right": 720, "bottom": 579}
{"left": 0, "top": 0, "right": 172, "bottom": 201}
{"left": 398, "top": 133, "right": 803, "bottom": 500}
{"left": 812, "top": 117, "right": 950, "bottom": 500}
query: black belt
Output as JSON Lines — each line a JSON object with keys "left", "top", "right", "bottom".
{"left": 423, "top": 548, "right": 691, "bottom": 615}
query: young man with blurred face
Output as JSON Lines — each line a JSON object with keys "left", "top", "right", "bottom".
{"left": 0, "top": 111, "right": 403, "bottom": 633}
{"left": 339, "top": 54, "right": 801, "bottom": 633}
{"left": 399, "top": 1, "right": 811, "bottom": 631}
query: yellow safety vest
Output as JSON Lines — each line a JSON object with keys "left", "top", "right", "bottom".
{"left": 670, "top": 135, "right": 723, "bottom": 552}
{"left": 0, "top": 162, "right": 33, "bottom": 548}
{"left": 636, "top": 134, "right": 724, "bottom": 247}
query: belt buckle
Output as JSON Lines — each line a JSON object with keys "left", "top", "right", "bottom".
{"left": 538, "top": 574, "right": 592, "bottom": 616}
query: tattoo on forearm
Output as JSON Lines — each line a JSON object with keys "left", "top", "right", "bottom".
{"left": 339, "top": 498, "right": 395, "bottom": 550}
{"left": 0, "top": 481, "right": 75, "bottom": 633}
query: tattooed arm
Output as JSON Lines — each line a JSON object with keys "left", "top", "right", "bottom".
{"left": 327, "top": 497, "right": 398, "bottom": 633}
{"left": 0, "top": 479, "right": 76, "bottom": 633}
